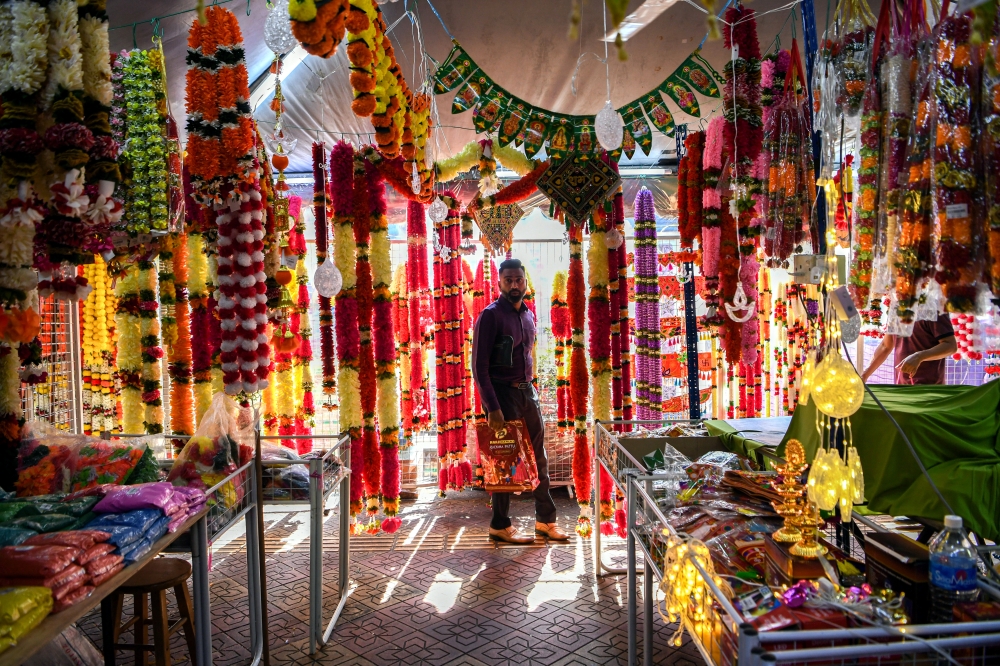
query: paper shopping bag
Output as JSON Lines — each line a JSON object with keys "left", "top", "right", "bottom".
{"left": 476, "top": 418, "right": 539, "bottom": 492}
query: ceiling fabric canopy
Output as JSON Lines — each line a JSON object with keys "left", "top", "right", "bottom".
{"left": 108, "top": 0, "right": 837, "bottom": 174}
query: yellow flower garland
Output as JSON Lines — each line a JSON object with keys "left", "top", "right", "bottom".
{"left": 115, "top": 266, "right": 143, "bottom": 434}
{"left": 81, "top": 257, "right": 118, "bottom": 435}
{"left": 188, "top": 233, "right": 215, "bottom": 423}
{"left": 588, "top": 230, "right": 612, "bottom": 422}
{"left": 334, "top": 176, "right": 362, "bottom": 446}
{"left": 434, "top": 141, "right": 539, "bottom": 183}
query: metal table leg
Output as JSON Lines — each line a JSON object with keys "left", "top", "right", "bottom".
{"left": 245, "top": 470, "right": 264, "bottom": 666}
{"left": 190, "top": 517, "right": 213, "bottom": 666}
{"left": 309, "top": 458, "right": 321, "bottom": 655}
{"left": 627, "top": 478, "right": 637, "bottom": 666}
{"left": 644, "top": 555, "right": 654, "bottom": 666}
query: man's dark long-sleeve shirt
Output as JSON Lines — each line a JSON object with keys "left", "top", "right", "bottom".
{"left": 472, "top": 296, "right": 535, "bottom": 414}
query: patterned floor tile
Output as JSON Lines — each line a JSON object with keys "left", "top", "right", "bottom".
{"left": 474, "top": 634, "right": 564, "bottom": 666}
{"left": 364, "top": 632, "right": 466, "bottom": 666}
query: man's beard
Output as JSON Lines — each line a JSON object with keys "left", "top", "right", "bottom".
{"left": 503, "top": 289, "right": 522, "bottom": 304}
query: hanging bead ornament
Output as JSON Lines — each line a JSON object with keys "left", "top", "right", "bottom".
{"left": 428, "top": 195, "right": 448, "bottom": 223}
{"left": 265, "top": 0, "right": 299, "bottom": 55}
{"left": 840, "top": 312, "right": 862, "bottom": 344}
{"left": 411, "top": 161, "right": 420, "bottom": 194}
{"left": 595, "top": 101, "right": 624, "bottom": 151}
{"left": 314, "top": 258, "right": 342, "bottom": 297}
{"left": 605, "top": 227, "right": 624, "bottom": 250}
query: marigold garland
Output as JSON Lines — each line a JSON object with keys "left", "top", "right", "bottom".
{"left": 567, "top": 224, "right": 591, "bottom": 536}
{"left": 289, "top": 0, "right": 348, "bottom": 58}
{"left": 0, "top": 0, "right": 48, "bottom": 187}
{"left": 166, "top": 233, "right": 194, "bottom": 442}
{"left": 681, "top": 132, "right": 704, "bottom": 251}
{"left": 894, "top": 52, "right": 935, "bottom": 327}
{"left": 932, "top": 15, "right": 983, "bottom": 313}
{"left": 589, "top": 206, "right": 613, "bottom": 526}
{"left": 406, "top": 199, "right": 430, "bottom": 432}
{"left": 986, "top": 10, "right": 1000, "bottom": 296}
{"left": 550, "top": 270, "right": 569, "bottom": 430}
{"left": 367, "top": 160, "right": 401, "bottom": 517}
{"left": 81, "top": 257, "right": 117, "bottom": 435}
{"left": 115, "top": 266, "right": 142, "bottom": 434}
{"left": 851, "top": 78, "right": 881, "bottom": 308}
{"left": 188, "top": 232, "right": 215, "bottom": 422}
{"left": 433, "top": 193, "right": 468, "bottom": 495}
{"left": 329, "top": 141, "right": 363, "bottom": 517}
{"left": 392, "top": 264, "right": 412, "bottom": 438}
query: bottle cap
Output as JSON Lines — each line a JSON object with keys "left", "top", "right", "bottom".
{"left": 944, "top": 515, "right": 962, "bottom": 529}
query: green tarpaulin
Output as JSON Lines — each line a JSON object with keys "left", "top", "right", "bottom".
{"left": 779, "top": 383, "right": 1000, "bottom": 542}
{"left": 706, "top": 417, "right": 792, "bottom": 459}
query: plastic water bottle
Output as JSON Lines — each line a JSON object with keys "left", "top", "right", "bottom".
{"left": 928, "top": 515, "right": 980, "bottom": 622}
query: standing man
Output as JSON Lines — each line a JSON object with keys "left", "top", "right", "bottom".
{"left": 862, "top": 313, "right": 958, "bottom": 384}
{"left": 472, "top": 258, "right": 569, "bottom": 544}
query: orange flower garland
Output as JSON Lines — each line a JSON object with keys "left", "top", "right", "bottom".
{"left": 168, "top": 233, "right": 194, "bottom": 440}
{"left": 289, "top": 0, "right": 349, "bottom": 58}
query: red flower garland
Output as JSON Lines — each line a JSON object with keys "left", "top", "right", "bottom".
{"left": 682, "top": 132, "right": 704, "bottom": 251}
{"left": 353, "top": 159, "right": 381, "bottom": 516}
{"left": 406, "top": 200, "right": 430, "bottom": 432}
{"left": 568, "top": 224, "right": 591, "bottom": 535}
{"left": 433, "top": 194, "right": 468, "bottom": 494}
{"left": 550, "top": 271, "right": 570, "bottom": 430}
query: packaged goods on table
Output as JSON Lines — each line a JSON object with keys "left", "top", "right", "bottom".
{"left": 167, "top": 394, "right": 247, "bottom": 509}
{"left": 0, "top": 587, "right": 52, "bottom": 654}
{"left": 0, "top": 544, "right": 96, "bottom": 613}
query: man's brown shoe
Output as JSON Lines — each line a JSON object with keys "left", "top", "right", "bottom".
{"left": 489, "top": 526, "right": 535, "bottom": 544}
{"left": 535, "top": 522, "right": 570, "bottom": 541}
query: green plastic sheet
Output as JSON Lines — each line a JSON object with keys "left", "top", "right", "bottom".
{"left": 706, "top": 417, "right": 792, "bottom": 459}
{"left": 779, "top": 383, "right": 1000, "bottom": 542}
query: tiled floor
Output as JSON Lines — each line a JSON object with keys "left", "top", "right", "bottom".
{"left": 80, "top": 488, "right": 705, "bottom": 665}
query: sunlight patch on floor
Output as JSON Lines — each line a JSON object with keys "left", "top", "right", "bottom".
{"left": 423, "top": 569, "right": 463, "bottom": 613}
{"left": 524, "top": 537, "right": 586, "bottom": 611}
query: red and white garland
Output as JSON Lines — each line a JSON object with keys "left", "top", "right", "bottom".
{"left": 568, "top": 224, "right": 591, "bottom": 536}
{"left": 433, "top": 193, "right": 470, "bottom": 494}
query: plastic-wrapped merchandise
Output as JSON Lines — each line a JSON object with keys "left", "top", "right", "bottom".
{"left": 0, "top": 528, "right": 36, "bottom": 547}
{"left": 686, "top": 451, "right": 742, "bottom": 483}
{"left": 931, "top": 14, "right": 986, "bottom": 313}
{"left": 70, "top": 440, "right": 148, "bottom": 492}
{"left": 23, "top": 531, "right": 110, "bottom": 551}
{"left": 15, "top": 424, "right": 81, "bottom": 497}
{"left": 0, "top": 599, "right": 51, "bottom": 653}
{"left": 90, "top": 564, "right": 124, "bottom": 588}
{"left": 49, "top": 569, "right": 87, "bottom": 603}
{"left": 51, "top": 585, "right": 93, "bottom": 613}
{"left": 76, "top": 542, "right": 116, "bottom": 566}
{"left": 833, "top": 0, "right": 877, "bottom": 116}
{"left": 7, "top": 515, "right": 76, "bottom": 534}
{"left": 87, "top": 508, "right": 161, "bottom": 532}
{"left": 84, "top": 524, "right": 141, "bottom": 550}
{"left": 93, "top": 483, "right": 176, "bottom": 514}
{"left": 54, "top": 497, "right": 100, "bottom": 518}
{"left": 83, "top": 553, "right": 123, "bottom": 579}
{"left": 119, "top": 514, "right": 169, "bottom": 564}
{"left": 0, "top": 502, "right": 38, "bottom": 524}
{"left": 0, "top": 563, "right": 87, "bottom": 590}
{"left": 894, "top": 39, "right": 937, "bottom": 332}
{"left": 0, "top": 587, "right": 51, "bottom": 624}
{"left": 168, "top": 395, "right": 244, "bottom": 508}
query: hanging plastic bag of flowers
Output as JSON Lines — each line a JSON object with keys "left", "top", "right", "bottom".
{"left": 833, "top": 0, "right": 878, "bottom": 117}
{"left": 764, "top": 41, "right": 815, "bottom": 267}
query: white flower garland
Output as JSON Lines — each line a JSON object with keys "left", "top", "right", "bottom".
{"left": 79, "top": 15, "right": 112, "bottom": 106}
{"left": 42, "top": 0, "right": 82, "bottom": 108}
{"left": 3, "top": 1, "right": 48, "bottom": 96}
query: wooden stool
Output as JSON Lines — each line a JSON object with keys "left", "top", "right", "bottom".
{"left": 100, "top": 558, "right": 197, "bottom": 666}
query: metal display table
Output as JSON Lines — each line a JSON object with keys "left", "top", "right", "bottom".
{"left": 593, "top": 419, "right": 705, "bottom": 579}
{"left": 625, "top": 473, "right": 1000, "bottom": 666}
{"left": 257, "top": 433, "right": 353, "bottom": 655}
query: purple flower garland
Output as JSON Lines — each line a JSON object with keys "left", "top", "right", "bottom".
{"left": 633, "top": 188, "right": 661, "bottom": 420}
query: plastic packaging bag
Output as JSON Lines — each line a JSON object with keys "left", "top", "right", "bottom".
{"left": 83, "top": 554, "right": 122, "bottom": 579}
{"left": 168, "top": 394, "right": 243, "bottom": 507}
{"left": 70, "top": 439, "right": 149, "bottom": 492}
{"left": 0, "top": 528, "right": 36, "bottom": 547}
{"left": 23, "top": 531, "right": 109, "bottom": 551}
{"left": 16, "top": 423, "right": 83, "bottom": 497}
{"left": 7, "top": 515, "right": 76, "bottom": 534}
{"left": 0, "top": 599, "right": 51, "bottom": 646}
{"left": 0, "top": 502, "right": 38, "bottom": 524}
{"left": 49, "top": 569, "right": 87, "bottom": 602}
{"left": 0, "top": 587, "right": 51, "bottom": 624}
{"left": 76, "top": 543, "right": 116, "bottom": 567}
{"left": 0, "top": 546, "right": 81, "bottom": 578}
{"left": 90, "top": 564, "right": 123, "bottom": 587}
{"left": 51, "top": 585, "right": 92, "bottom": 613}
{"left": 87, "top": 508, "right": 162, "bottom": 533}
{"left": 93, "top": 483, "right": 176, "bottom": 514}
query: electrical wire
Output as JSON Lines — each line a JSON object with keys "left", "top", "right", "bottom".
{"left": 840, "top": 340, "right": 955, "bottom": 516}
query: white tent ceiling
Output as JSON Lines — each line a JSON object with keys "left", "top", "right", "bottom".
{"left": 107, "top": 0, "right": 841, "bottom": 174}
